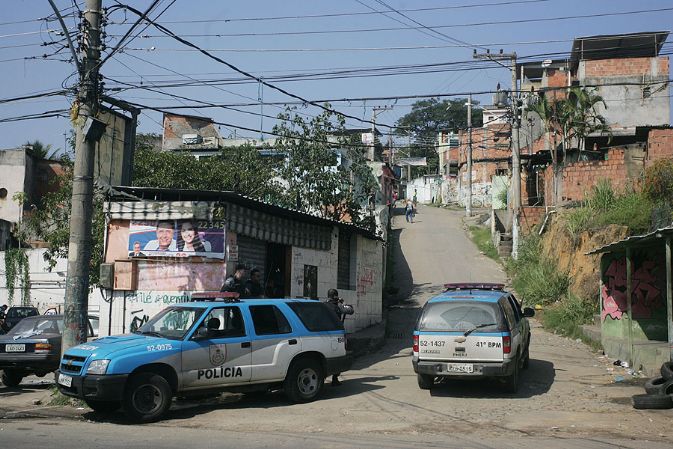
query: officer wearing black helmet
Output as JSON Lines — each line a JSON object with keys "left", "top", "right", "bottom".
{"left": 324, "top": 288, "right": 354, "bottom": 385}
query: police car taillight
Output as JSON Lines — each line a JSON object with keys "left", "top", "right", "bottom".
{"left": 502, "top": 335, "right": 511, "bottom": 354}
{"left": 413, "top": 335, "right": 419, "bottom": 353}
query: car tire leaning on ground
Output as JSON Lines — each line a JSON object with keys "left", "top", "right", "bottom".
{"left": 85, "top": 399, "right": 121, "bottom": 414}
{"left": 284, "top": 357, "right": 324, "bottom": 403}
{"left": 417, "top": 373, "right": 434, "bottom": 390}
{"left": 123, "top": 372, "right": 173, "bottom": 423}
{"left": 1, "top": 369, "right": 24, "bottom": 387}
{"left": 632, "top": 393, "right": 673, "bottom": 410}
{"left": 644, "top": 376, "right": 671, "bottom": 395}
{"left": 660, "top": 361, "right": 673, "bottom": 381}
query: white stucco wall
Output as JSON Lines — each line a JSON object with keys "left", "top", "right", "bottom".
{"left": 0, "top": 148, "right": 27, "bottom": 225}
{"left": 290, "top": 227, "right": 384, "bottom": 333}
{"left": 0, "top": 249, "right": 103, "bottom": 316}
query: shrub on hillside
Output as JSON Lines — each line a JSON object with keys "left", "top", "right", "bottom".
{"left": 507, "top": 234, "right": 570, "bottom": 307}
{"left": 541, "top": 294, "right": 596, "bottom": 338}
{"left": 643, "top": 159, "right": 673, "bottom": 204}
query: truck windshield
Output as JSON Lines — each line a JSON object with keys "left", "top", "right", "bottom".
{"left": 136, "top": 307, "right": 205, "bottom": 340}
{"left": 418, "top": 301, "right": 506, "bottom": 333}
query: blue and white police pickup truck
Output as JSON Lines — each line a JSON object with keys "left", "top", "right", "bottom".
{"left": 56, "top": 297, "right": 351, "bottom": 422}
{"left": 412, "top": 283, "right": 534, "bottom": 393}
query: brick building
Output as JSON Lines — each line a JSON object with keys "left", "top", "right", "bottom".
{"left": 518, "top": 32, "right": 670, "bottom": 211}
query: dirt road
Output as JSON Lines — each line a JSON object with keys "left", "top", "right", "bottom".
{"left": 1, "top": 206, "right": 671, "bottom": 447}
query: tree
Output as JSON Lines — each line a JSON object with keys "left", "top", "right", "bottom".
{"left": 394, "top": 98, "right": 483, "bottom": 176}
{"left": 23, "top": 140, "right": 61, "bottom": 160}
{"left": 273, "top": 106, "right": 378, "bottom": 226}
{"left": 528, "top": 87, "right": 609, "bottom": 204}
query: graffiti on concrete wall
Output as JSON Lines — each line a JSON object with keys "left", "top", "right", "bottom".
{"left": 601, "top": 257, "right": 661, "bottom": 321}
{"left": 357, "top": 268, "right": 374, "bottom": 296}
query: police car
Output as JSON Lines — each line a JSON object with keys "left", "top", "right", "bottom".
{"left": 412, "top": 283, "right": 534, "bottom": 392}
{"left": 56, "top": 296, "right": 351, "bottom": 422}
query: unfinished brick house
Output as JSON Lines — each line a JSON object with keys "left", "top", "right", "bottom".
{"left": 516, "top": 31, "right": 671, "bottom": 229}
{"left": 437, "top": 106, "right": 512, "bottom": 207}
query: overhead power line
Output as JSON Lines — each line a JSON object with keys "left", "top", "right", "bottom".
{"left": 122, "top": 7, "right": 673, "bottom": 39}
{"left": 118, "top": 4, "right": 399, "bottom": 131}
{"left": 150, "top": 0, "right": 555, "bottom": 24}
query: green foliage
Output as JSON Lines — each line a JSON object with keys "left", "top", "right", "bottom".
{"left": 24, "top": 139, "right": 60, "bottom": 160}
{"left": 395, "top": 98, "right": 482, "bottom": 176}
{"left": 541, "top": 294, "right": 597, "bottom": 339}
{"left": 506, "top": 234, "right": 570, "bottom": 307}
{"left": 4, "top": 248, "right": 29, "bottom": 306}
{"left": 468, "top": 226, "right": 499, "bottom": 261}
{"left": 585, "top": 179, "right": 615, "bottom": 212}
{"left": 563, "top": 180, "right": 654, "bottom": 243}
{"left": 133, "top": 144, "right": 282, "bottom": 200}
{"left": 565, "top": 207, "right": 594, "bottom": 244}
{"left": 643, "top": 159, "right": 673, "bottom": 204}
{"left": 273, "top": 106, "right": 378, "bottom": 226}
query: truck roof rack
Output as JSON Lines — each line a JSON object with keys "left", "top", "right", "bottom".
{"left": 443, "top": 283, "right": 505, "bottom": 292}
{"left": 189, "top": 292, "right": 241, "bottom": 303}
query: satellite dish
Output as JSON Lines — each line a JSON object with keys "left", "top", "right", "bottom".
{"left": 541, "top": 59, "right": 552, "bottom": 68}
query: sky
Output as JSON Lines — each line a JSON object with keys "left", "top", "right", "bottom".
{"left": 1, "top": 0, "right": 672, "bottom": 154}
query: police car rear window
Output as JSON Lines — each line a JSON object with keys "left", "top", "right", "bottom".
{"left": 287, "top": 302, "right": 344, "bottom": 332}
{"left": 418, "top": 301, "right": 507, "bottom": 333}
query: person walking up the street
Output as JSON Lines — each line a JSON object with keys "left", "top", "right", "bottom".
{"left": 325, "top": 288, "right": 354, "bottom": 386}
{"left": 405, "top": 200, "right": 414, "bottom": 223}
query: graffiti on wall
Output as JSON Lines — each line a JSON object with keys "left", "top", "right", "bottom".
{"left": 357, "top": 268, "right": 374, "bottom": 296}
{"left": 601, "top": 257, "right": 662, "bottom": 321}
{"left": 127, "top": 290, "right": 192, "bottom": 305}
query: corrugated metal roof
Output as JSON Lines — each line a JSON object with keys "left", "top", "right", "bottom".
{"left": 106, "top": 185, "right": 382, "bottom": 241}
{"left": 586, "top": 226, "right": 673, "bottom": 255}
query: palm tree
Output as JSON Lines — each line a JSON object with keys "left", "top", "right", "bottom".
{"left": 528, "top": 87, "right": 610, "bottom": 205}
{"left": 23, "top": 140, "right": 59, "bottom": 160}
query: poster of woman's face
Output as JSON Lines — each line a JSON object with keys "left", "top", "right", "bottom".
{"left": 128, "top": 220, "right": 225, "bottom": 258}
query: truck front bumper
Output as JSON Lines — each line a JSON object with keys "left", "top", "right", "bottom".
{"left": 55, "top": 370, "right": 128, "bottom": 401}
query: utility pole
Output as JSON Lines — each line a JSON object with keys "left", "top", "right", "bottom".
{"left": 466, "top": 94, "right": 473, "bottom": 217}
{"left": 62, "top": 0, "right": 105, "bottom": 352}
{"left": 474, "top": 49, "right": 521, "bottom": 256}
{"left": 370, "top": 106, "right": 392, "bottom": 161}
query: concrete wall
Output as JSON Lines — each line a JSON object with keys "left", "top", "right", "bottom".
{"left": 290, "top": 228, "right": 383, "bottom": 333}
{"left": 579, "top": 57, "right": 670, "bottom": 129}
{"left": 406, "top": 176, "right": 440, "bottom": 204}
{"left": 0, "top": 248, "right": 103, "bottom": 315}
{"left": 0, "top": 148, "right": 27, "bottom": 224}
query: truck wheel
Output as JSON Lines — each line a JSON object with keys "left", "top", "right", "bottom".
{"left": 522, "top": 342, "right": 530, "bottom": 370}
{"left": 1, "top": 369, "right": 24, "bottom": 387}
{"left": 85, "top": 399, "right": 121, "bottom": 414}
{"left": 417, "top": 373, "right": 434, "bottom": 390}
{"left": 503, "top": 359, "right": 520, "bottom": 393}
{"left": 123, "top": 372, "right": 172, "bottom": 423}
{"left": 284, "top": 358, "right": 324, "bottom": 403}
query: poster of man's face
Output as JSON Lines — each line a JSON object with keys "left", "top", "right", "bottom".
{"left": 128, "top": 220, "right": 225, "bottom": 258}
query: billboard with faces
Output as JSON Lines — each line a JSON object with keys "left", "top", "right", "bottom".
{"left": 128, "top": 220, "right": 225, "bottom": 259}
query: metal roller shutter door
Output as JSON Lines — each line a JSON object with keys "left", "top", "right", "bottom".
{"left": 237, "top": 235, "right": 267, "bottom": 281}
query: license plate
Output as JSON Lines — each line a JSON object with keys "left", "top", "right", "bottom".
{"left": 5, "top": 344, "right": 25, "bottom": 352}
{"left": 446, "top": 363, "right": 474, "bottom": 374}
{"left": 58, "top": 373, "right": 72, "bottom": 388}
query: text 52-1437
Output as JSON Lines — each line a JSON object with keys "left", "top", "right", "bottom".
{"left": 420, "top": 340, "right": 445, "bottom": 347}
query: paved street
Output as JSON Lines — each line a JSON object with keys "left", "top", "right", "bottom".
{"left": 1, "top": 205, "right": 672, "bottom": 448}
